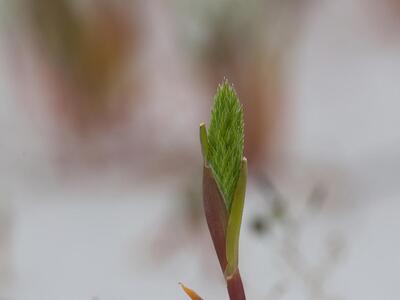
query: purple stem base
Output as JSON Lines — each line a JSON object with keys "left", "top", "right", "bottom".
{"left": 227, "top": 271, "right": 246, "bottom": 300}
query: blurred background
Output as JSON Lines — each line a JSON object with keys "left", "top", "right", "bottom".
{"left": 0, "top": 0, "right": 400, "bottom": 299}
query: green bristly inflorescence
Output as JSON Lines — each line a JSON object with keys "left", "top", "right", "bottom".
{"left": 207, "top": 80, "right": 244, "bottom": 211}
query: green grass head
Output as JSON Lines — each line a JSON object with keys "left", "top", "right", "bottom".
{"left": 205, "top": 79, "right": 244, "bottom": 210}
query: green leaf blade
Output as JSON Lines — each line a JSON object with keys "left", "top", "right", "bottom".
{"left": 199, "top": 123, "right": 209, "bottom": 162}
{"left": 225, "top": 158, "right": 247, "bottom": 278}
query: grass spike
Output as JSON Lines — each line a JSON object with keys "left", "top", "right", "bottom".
{"left": 207, "top": 79, "right": 244, "bottom": 210}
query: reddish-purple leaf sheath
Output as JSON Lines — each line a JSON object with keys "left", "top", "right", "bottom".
{"left": 202, "top": 165, "right": 228, "bottom": 271}
{"left": 202, "top": 166, "right": 247, "bottom": 300}
{"left": 227, "top": 271, "right": 246, "bottom": 300}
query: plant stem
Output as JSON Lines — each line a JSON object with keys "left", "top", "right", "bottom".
{"left": 227, "top": 270, "right": 246, "bottom": 300}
